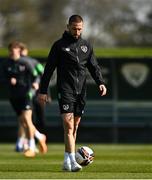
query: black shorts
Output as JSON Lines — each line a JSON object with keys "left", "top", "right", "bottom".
{"left": 9, "top": 97, "right": 32, "bottom": 116}
{"left": 58, "top": 92, "right": 86, "bottom": 117}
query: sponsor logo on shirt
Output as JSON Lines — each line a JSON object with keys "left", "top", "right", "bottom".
{"left": 63, "top": 47, "right": 70, "bottom": 52}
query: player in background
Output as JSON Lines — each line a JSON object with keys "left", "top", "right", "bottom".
{"left": 3, "top": 41, "right": 47, "bottom": 157}
{"left": 38, "top": 15, "right": 107, "bottom": 172}
{"left": 14, "top": 42, "right": 48, "bottom": 153}
{"left": 19, "top": 42, "right": 48, "bottom": 132}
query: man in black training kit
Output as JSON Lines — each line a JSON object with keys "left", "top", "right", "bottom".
{"left": 38, "top": 15, "right": 107, "bottom": 172}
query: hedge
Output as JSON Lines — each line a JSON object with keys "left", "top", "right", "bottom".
{"left": 0, "top": 47, "right": 152, "bottom": 58}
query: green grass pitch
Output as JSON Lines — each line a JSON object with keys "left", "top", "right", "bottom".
{"left": 0, "top": 143, "right": 152, "bottom": 179}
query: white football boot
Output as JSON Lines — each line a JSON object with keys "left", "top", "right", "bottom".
{"left": 62, "top": 161, "right": 71, "bottom": 172}
{"left": 71, "top": 161, "right": 82, "bottom": 172}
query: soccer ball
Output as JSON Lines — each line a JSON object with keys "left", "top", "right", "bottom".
{"left": 75, "top": 146, "right": 94, "bottom": 166}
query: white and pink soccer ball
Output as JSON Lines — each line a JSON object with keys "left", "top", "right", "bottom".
{"left": 75, "top": 146, "right": 94, "bottom": 166}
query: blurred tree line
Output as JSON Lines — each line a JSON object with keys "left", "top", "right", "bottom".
{"left": 0, "top": 0, "right": 151, "bottom": 48}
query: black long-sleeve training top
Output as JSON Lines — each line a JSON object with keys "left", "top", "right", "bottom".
{"left": 3, "top": 57, "right": 38, "bottom": 98}
{"left": 40, "top": 31, "right": 105, "bottom": 95}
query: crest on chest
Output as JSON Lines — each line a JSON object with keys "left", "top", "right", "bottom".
{"left": 81, "top": 45, "right": 88, "bottom": 53}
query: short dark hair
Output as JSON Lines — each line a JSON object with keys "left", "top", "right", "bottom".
{"left": 8, "top": 41, "right": 21, "bottom": 50}
{"left": 68, "top": 15, "right": 83, "bottom": 24}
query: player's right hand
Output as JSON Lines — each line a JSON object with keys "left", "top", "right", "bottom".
{"left": 10, "top": 77, "right": 17, "bottom": 85}
{"left": 38, "top": 94, "right": 48, "bottom": 106}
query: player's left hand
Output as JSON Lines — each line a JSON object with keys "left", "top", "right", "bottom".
{"left": 99, "top": 84, "right": 107, "bottom": 96}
